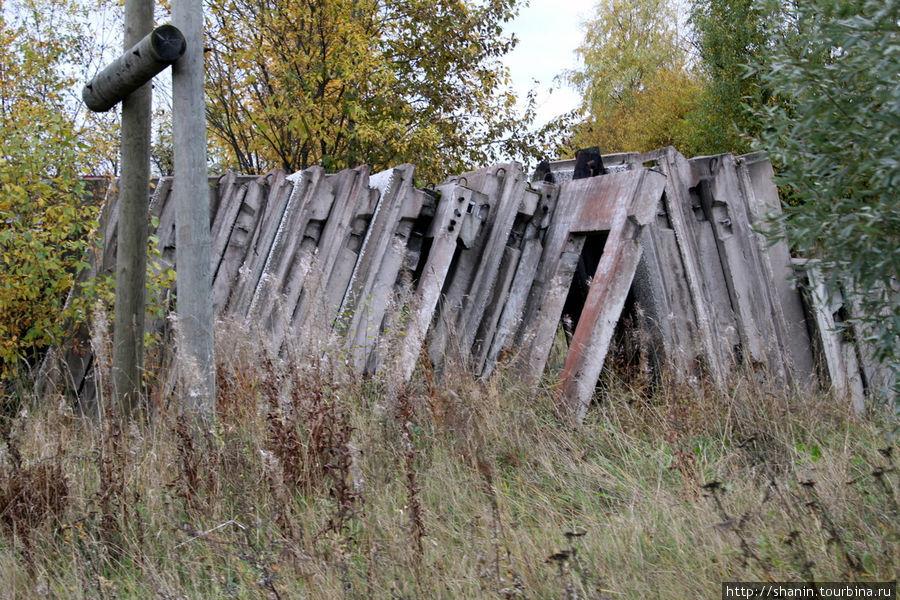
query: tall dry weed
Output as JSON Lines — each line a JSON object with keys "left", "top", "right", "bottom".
{"left": 0, "top": 315, "right": 896, "bottom": 599}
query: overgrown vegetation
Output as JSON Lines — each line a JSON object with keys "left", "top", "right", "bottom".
{"left": 751, "top": 0, "right": 900, "bottom": 394}
{"left": 1, "top": 0, "right": 897, "bottom": 590}
{"left": 0, "top": 4, "right": 97, "bottom": 385}
{"left": 0, "top": 0, "right": 128, "bottom": 389}
{"left": 0, "top": 320, "right": 896, "bottom": 598}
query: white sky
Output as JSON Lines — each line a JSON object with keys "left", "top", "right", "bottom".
{"left": 502, "top": 0, "right": 594, "bottom": 127}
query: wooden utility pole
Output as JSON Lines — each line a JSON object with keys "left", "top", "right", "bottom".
{"left": 82, "top": 1, "right": 212, "bottom": 419}
{"left": 112, "top": 0, "right": 154, "bottom": 414}
{"left": 172, "top": 0, "right": 216, "bottom": 417}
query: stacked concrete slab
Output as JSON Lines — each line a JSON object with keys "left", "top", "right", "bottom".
{"left": 43, "top": 147, "right": 886, "bottom": 417}
{"left": 544, "top": 147, "right": 888, "bottom": 410}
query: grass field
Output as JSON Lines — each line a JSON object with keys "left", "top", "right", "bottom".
{"left": 1, "top": 321, "right": 897, "bottom": 598}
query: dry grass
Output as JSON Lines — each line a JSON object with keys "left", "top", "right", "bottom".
{"left": 0, "top": 321, "right": 897, "bottom": 599}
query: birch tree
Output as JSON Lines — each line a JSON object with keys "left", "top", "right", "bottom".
{"left": 565, "top": 0, "right": 704, "bottom": 154}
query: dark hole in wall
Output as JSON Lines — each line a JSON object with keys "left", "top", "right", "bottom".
{"left": 688, "top": 184, "right": 706, "bottom": 222}
{"left": 833, "top": 299, "right": 870, "bottom": 394}
{"left": 411, "top": 236, "right": 433, "bottom": 285}
{"left": 794, "top": 273, "right": 831, "bottom": 389}
{"left": 833, "top": 304, "right": 855, "bottom": 344}
{"left": 408, "top": 209, "right": 436, "bottom": 287}
{"left": 733, "top": 343, "right": 744, "bottom": 367}
{"left": 561, "top": 231, "right": 609, "bottom": 342}
{"left": 506, "top": 211, "right": 531, "bottom": 248}
{"left": 439, "top": 243, "right": 465, "bottom": 305}
{"left": 656, "top": 192, "right": 673, "bottom": 230}
{"left": 347, "top": 216, "right": 370, "bottom": 253}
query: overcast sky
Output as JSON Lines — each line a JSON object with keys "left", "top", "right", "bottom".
{"left": 503, "top": 0, "right": 594, "bottom": 127}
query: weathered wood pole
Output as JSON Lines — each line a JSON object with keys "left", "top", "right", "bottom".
{"left": 111, "top": 0, "right": 154, "bottom": 414}
{"left": 172, "top": 0, "right": 215, "bottom": 417}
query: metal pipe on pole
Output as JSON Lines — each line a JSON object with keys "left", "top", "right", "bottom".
{"left": 172, "top": 0, "right": 216, "bottom": 418}
{"left": 111, "top": 0, "right": 154, "bottom": 415}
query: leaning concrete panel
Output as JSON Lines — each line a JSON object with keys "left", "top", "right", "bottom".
{"left": 515, "top": 168, "right": 666, "bottom": 396}
{"left": 513, "top": 178, "right": 589, "bottom": 376}
{"left": 628, "top": 148, "right": 733, "bottom": 386}
{"left": 803, "top": 263, "right": 866, "bottom": 413}
{"left": 517, "top": 244, "right": 585, "bottom": 379}
{"left": 556, "top": 169, "right": 667, "bottom": 419}
{"left": 631, "top": 199, "right": 700, "bottom": 375}
{"left": 252, "top": 167, "right": 334, "bottom": 349}
{"left": 339, "top": 164, "right": 423, "bottom": 371}
{"left": 471, "top": 245, "right": 521, "bottom": 372}
{"left": 209, "top": 172, "right": 261, "bottom": 295}
{"left": 693, "top": 154, "right": 785, "bottom": 378}
{"left": 480, "top": 182, "right": 561, "bottom": 378}
{"left": 144, "top": 178, "right": 177, "bottom": 339}
{"left": 427, "top": 164, "right": 524, "bottom": 368}
{"left": 735, "top": 152, "right": 816, "bottom": 385}
{"left": 457, "top": 165, "right": 528, "bottom": 355}
{"left": 320, "top": 174, "right": 382, "bottom": 326}
{"left": 212, "top": 176, "right": 267, "bottom": 313}
{"left": 398, "top": 182, "right": 483, "bottom": 379}
{"left": 226, "top": 170, "right": 291, "bottom": 317}
{"left": 208, "top": 171, "right": 240, "bottom": 264}
{"left": 688, "top": 182, "right": 742, "bottom": 371}
{"left": 845, "top": 291, "right": 897, "bottom": 402}
{"left": 471, "top": 185, "right": 542, "bottom": 373}
{"left": 148, "top": 177, "right": 176, "bottom": 264}
{"left": 290, "top": 167, "right": 372, "bottom": 333}
{"left": 481, "top": 236, "right": 545, "bottom": 377}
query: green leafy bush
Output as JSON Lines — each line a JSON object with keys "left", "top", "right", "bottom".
{"left": 752, "top": 0, "right": 899, "bottom": 400}
{"left": 0, "top": 11, "right": 99, "bottom": 383}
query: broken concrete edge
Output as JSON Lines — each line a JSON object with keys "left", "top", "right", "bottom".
{"left": 789, "top": 258, "right": 897, "bottom": 409}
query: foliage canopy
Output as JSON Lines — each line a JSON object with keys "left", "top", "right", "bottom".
{"left": 205, "top": 0, "right": 553, "bottom": 181}
{"left": 688, "top": 0, "right": 773, "bottom": 154}
{"left": 565, "top": 0, "right": 704, "bottom": 155}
